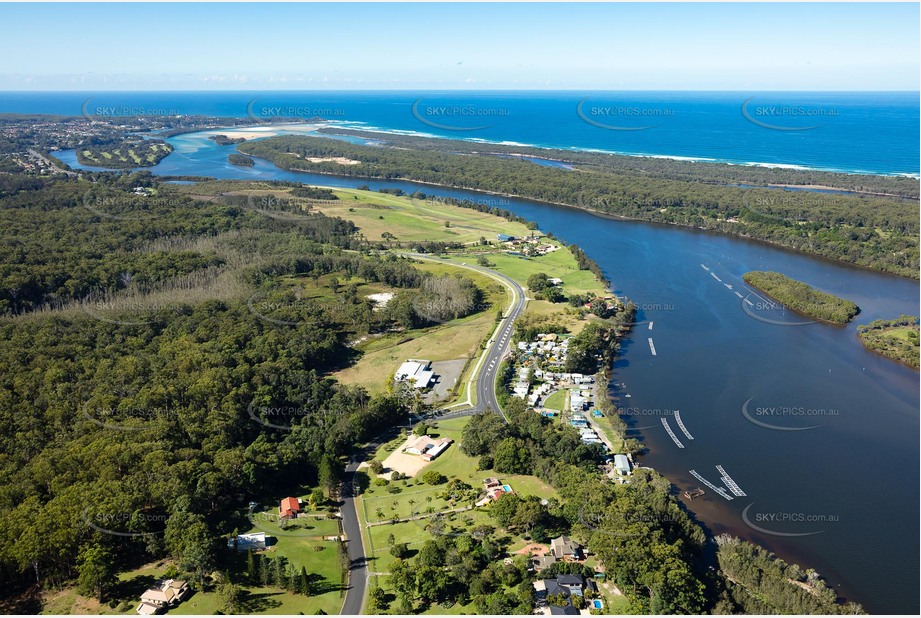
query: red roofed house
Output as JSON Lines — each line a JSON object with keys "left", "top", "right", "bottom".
{"left": 279, "top": 496, "right": 301, "bottom": 520}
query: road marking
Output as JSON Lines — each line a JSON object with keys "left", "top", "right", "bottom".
{"left": 734, "top": 291, "right": 744, "bottom": 299}
{"left": 724, "top": 283, "right": 733, "bottom": 290}
{"left": 648, "top": 338, "right": 657, "bottom": 356}
{"left": 648, "top": 322, "right": 654, "bottom": 330}
{"left": 744, "top": 299, "right": 754, "bottom": 306}
{"left": 700, "top": 264, "right": 709, "bottom": 271}
{"left": 711, "top": 272, "right": 721, "bottom": 282}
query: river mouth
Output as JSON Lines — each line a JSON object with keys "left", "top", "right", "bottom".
{"left": 57, "top": 129, "right": 920, "bottom": 614}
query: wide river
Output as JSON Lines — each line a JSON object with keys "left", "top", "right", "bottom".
{"left": 58, "top": 131, "right": 920, "bottom": 614}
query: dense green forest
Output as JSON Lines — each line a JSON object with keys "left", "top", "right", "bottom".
{"left": 239, "top": 135, "right": 919, "bottom": 278}
{"left": 856, "top": 315, "right": 920, "bottom": 368}
{"left": 743, "top": 271, "right": 861, "bottom": 323}
{"left": 716, "top": 535, "right": 863, "bottom": 614}
{"left": 0, "top": 173, "right": 508, "bottom": 605}
{"left": 318, "top": 128, "right": 920, "bottom": 199}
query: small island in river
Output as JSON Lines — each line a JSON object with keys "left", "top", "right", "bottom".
{"left": 743, "top": 271, "right": 860, "bottom": 324}
{"left": 228, "top": 153, "right": 255, "bottom": 166}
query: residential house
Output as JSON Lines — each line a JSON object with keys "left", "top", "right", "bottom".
{"left": 279, "top": 496, "right": 301, "bottom": 519}
{"left": 137, "top": 579, "right": 190, "bottom": 615}
{"left": 534, "top": 574, "right": 595, "bottom": 615}
{"left": 404, "top": 435, "right": 453, "bottom": 461}
{"left": 550, "top": 535, "right": 583, "bottom": 560}
{"left": 227, "top": 531, "right": 267, "bottom": 551}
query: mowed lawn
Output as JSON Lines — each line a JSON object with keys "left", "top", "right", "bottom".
{"left": 448, "top": 242, "right": 609, "bottom": 298}
{"left": 543, "top": 389, "right": 567, "bottom": 411}
{"left": 333, "top": 261, "right": 509, "bottom": 395}
{"left": 170, "top": 586, "right": 333, "bottom": 615}
{"left": 312, "top": 188, "right": 533, "bottom": 244}
{"left": 358, "top": 416, "right": 558, "bottom": 569}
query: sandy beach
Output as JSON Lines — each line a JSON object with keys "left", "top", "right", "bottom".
{"left": 199, "top": 123, "right": 323, "bottom": 141}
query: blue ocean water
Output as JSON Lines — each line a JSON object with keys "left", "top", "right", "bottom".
{"left": 1, "top": 91, "right": 918, "bottom": 175}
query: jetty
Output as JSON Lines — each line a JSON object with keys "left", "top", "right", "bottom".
{"left": 673, "top": 410, "right": 694, "bottom": 440}
{"left": 689, "top": 469, "right": 734, "bottom": 500}
{"left": 661, "top": 417, "right": 684, "bottom": 448}
{"left": 716, "top": 465, "right": 747, "bottom": 497}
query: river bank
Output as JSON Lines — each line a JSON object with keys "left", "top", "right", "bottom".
{"left": 54, "top": 129, "right": 920, "bottom": 612}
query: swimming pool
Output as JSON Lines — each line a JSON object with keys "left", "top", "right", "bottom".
{"left": 503, "top": 485, "right": 512, "bottom": 492}
{"left": 592, "top": 600, "right": 604, "bottom": 609}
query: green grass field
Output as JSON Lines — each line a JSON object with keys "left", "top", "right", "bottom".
{"left": 332, "top": 261, "right": 508, "bottom": 396}
{"left": 311, "top": 188, "right": 533, "bottom": 244}
{"left": 543, "top": 389, "right": 567, "bottom": 411}
{"left": 447, "top": 243, "right": 609, "bottom": 298}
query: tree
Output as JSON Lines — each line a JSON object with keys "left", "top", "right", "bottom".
{"left": 416, "top": 541, "right": 443, "bottom": 568}
{"left": 460, "top": 410, "right": 508, "bottom": 456}
{"left": 218, "top": 580, "right": 245, "bottom": 614}
{"left": 526, "top": 272, "right": 551, "bottom": 293}
{"left": 390, "top": 543, "right": 410, "bottom": 559}
{"left": 493, "top": 437, "right": 532, "bottom": 474}
{"left": 368, "top": 460, "right": 384, "bottom": 475}
{"left": 164, "top": 509, "right": 215, "bottom": 586}
{"left": 318, "top": 455, "right": 341, "bottom": 497}
{"left": 310, "top": 487, "right": 326, "bottom": 508}
{"left": 369, "top": 587, "right": 389, "bottom": 612}
{"left": 421, "top": 470, "right": 448, "bottom": 485}
{"left": 544, "top": 287, "right": 565, "bottom": 303}
{"left": 76, "top": 545, "right": 117, "bottom": 602}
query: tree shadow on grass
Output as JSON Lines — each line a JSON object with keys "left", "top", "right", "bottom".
{"left": 239, "top": 590, "right": 284, "bottom": 613}
{"left": 307, "top": 574, "right": 347, "bottom": 596}
{"left": 112, "top": 574, "right": 159, "bottom": 603}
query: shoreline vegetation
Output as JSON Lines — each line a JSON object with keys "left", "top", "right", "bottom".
{"left": 742, "top": 271, "right": 860, "bottom": 324}
{"left": 227, "top": 153, "right": 255, "bottom": 166}
{"left": 857, "top": 315, "right": 920, "bottom": 369}
{"left": 237, "top": 134, "right": 919, "bottom": 279}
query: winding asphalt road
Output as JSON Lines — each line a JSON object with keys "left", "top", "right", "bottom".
{"left": 338, "top": 255, "right": 525, "bottom": 614}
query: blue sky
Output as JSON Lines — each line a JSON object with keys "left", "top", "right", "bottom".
{"left": 0, "top": 2, "right": 918, "bottom": 90}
